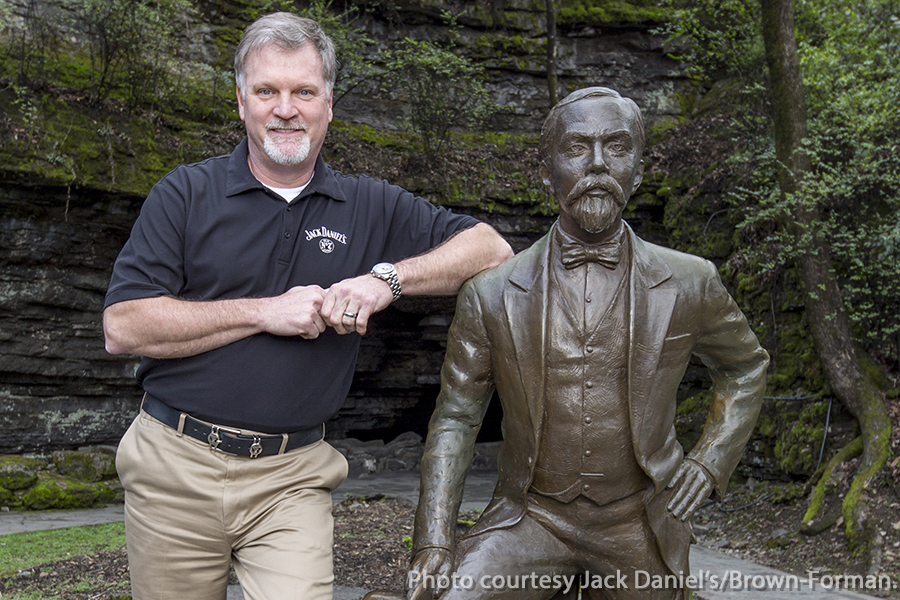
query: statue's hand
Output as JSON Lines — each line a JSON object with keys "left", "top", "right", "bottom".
{"left": 666, "top": 458, "right": 713, "bottom": 521}
{"left": 407, "top": 547, "right": 453, "bottom": 600}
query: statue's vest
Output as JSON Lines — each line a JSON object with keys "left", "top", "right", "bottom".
{"left": 531, "top": 260, "right": 649, "bottom": 506}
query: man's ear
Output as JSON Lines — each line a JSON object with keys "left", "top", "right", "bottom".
{"left": 236, "top": 87, "right": 246, "bottom": 121}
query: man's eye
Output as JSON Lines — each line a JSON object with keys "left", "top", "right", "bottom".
{"left": 565, "top": 143, "right": 589, "bottom": 155}
{"left": 258, "top": 89, "right": 272, "bottom": 97}
{"left": 608, "top": 142, "right": 629, "bottom": 154}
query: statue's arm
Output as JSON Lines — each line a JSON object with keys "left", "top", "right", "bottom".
{"left": 686, "top": 259, "right": 769, "bottom": 496}
{"left": 408, "top": 281, "right": 495, "bottom": 599}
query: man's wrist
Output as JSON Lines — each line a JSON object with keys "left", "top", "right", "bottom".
{"left": 370, "top": 262, "right": 402, "bottom": 302}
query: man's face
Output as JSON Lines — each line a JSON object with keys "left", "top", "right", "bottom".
{"left": 237, "top": 43, "right": 333, "bottom": 175}
{"left": 541, "top": 96, "right": 644, "bottom": 239}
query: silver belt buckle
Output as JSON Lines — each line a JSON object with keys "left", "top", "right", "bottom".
{"left": 207, "top": 423, "right": 241, "bottom": 452}
{"left": 250, "top": 436, "right": 263, "bottom": 459}
{"left": 208, "top": 426, "right": 222, "bottom": 450}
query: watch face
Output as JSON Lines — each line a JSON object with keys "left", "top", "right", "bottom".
{"left": 373, "top": 263, "right": 393, "bottom": 275}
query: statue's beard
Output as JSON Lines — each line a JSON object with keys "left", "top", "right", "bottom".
{"left": 564, "top": 176, "right": 626, "bottom": 234}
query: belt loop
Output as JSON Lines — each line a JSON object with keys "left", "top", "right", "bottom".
{"left": 176, "top": 413, "right": 186, "bottom": 437}
{"left": 279, "top": 433, "right": 289, "bottom": 455}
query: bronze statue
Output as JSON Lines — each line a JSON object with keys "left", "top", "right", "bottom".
{"left": 384, "top": 87, "right": 769, "bottom": 600}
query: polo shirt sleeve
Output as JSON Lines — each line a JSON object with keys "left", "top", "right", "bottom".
{"left": 377, "top": 182, "right": 480, "bottom": 262}
{"left": 104, "top": 169, "right": 188, "bottom": 309}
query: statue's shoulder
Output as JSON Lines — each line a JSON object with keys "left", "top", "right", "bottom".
{"left": 468, "top": 233, "right": 549, "bottom": 290}
{"left": 634, "top": 235, "right": 714, "bottom": 277}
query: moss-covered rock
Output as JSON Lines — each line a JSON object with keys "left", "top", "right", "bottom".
{"left": 20, "top": 473, "right": 115, "bottom": 510}
{"left": 52, "top": 448, "right": 117, "bottom": 483}
{"left": 0, "top": 455, "right": 46, "bottom": 490}
{"left": 0, "top": 485, "right": 14, "bottom": 506}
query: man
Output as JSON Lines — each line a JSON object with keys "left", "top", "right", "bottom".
{"left": 405, "top": 88, "right": 768, "bottom": 600}
{"left": 103, "top": 12, "right": 512, "bottom": 600}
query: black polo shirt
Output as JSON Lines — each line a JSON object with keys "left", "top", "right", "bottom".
{"left": 105, "top": 138, "right": 479, "bottom": 432}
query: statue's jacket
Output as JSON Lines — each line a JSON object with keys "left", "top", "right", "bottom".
{"left": 414, "top": 222, "right": 769, "bottom": 574}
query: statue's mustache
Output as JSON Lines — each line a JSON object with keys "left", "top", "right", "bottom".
{"left": 564, "top": 175, "right": 625, "bottom": 207}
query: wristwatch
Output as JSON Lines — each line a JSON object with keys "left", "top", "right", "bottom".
{"left": 371, "top": 262, "right": 402, "bottom": 302}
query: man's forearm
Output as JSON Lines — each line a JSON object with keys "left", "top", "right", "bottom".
{"left": 103, "top": 285, "right": 327, "bottom": 359}
{"left": 103, "top": 296, "right": 267, "bottom": 358}
{"left": 396, "top": 223, "right": 513, "bottom": 295}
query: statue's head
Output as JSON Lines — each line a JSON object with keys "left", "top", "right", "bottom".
{"left": 540, "top": 87, "right": 645, "bottom": 241}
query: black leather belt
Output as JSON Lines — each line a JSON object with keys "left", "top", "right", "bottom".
{"left": 141, "top": 394, "right": 323, "bottom": 458}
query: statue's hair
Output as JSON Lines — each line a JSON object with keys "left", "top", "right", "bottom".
{"left": 234, "top": 12, "right": 337, "bottom": 98}
{"left": 539, "top": 87, "right": 645, "bottom": 164}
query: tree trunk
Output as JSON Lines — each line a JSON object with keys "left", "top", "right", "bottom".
{"left": 759, "top": 0, "right": 891, "bottom": 557}
{"left": 545, "top": 0, "right": 559, "bottom": 106}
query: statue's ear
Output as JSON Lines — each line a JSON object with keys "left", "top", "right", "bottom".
{"left": 540, "top": 161, "right": 553, "bottom": 195}
{"left": 633, "top": 159, "right": 645, "bottom": 191}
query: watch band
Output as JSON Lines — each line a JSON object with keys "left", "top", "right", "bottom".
{"left": 371, "top": 263, "right": 402, "bottom": 302}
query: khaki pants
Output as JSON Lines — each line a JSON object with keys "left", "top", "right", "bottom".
{"left": 116, "top": 410, "right": 348, "bottom": 600}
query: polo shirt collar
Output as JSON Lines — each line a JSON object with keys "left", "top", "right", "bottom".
{"left": 225, "top": 137, "right": 347, "bottom": 202}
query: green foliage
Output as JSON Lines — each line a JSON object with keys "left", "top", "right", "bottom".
{"left": 3, "top": 0, "right": 62, "bottom": 84}
{"left": 558, "top": 0, "right": 667, "bottom": 24}
{"left": 662, "top": 0, "right": 900, "bottom": 366}
{"left": 381, "top": 35, "right": 495, "bottom": 158}
{"left": 656, "top": 0, "right": 763, "bottom": 83}
{"left": 297, "top": 0, "right": 381, "bottom": 106}
{"left": 63, "top": 0, "right": 196, "bottom": 106}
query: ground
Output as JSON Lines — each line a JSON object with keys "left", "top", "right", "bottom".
{"left": 2, "top": 475, "right": 899, "bottom": 599}
{"left": 1, "top": 398, "right": 897, "bottom": 599}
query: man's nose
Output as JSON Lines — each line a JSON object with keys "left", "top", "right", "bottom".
{"left": 273, "top": 96, "right": 298, "bottom": 119}
{"left": 588, "top": 142, "right": 609, "bottom": 173}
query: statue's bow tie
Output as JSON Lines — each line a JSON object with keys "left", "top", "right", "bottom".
{"left": 560, "top": 239, "right": 621, "bottom": 269}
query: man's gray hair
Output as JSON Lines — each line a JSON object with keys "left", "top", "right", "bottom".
{"left": 234, "top": 12, "right": 337, "bottom": 98}
{"left": 539, "top": 87, "right": 645, "bottom": 164}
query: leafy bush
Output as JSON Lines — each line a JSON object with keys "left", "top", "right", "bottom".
{"left": 381, "top": 37, "right": 495, "bottom": 158}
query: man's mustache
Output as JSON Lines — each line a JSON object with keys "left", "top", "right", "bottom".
{"left": 564, "top": 175, "right": 625, "bottom": 207}
{"left": 266, "top": 118, "right": 308, "bottom": 132}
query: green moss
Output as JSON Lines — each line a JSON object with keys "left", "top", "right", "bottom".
{"left": 329, "top": 121, "right": 415, "bottom": 151}
{"left": 0, "top": 485, "right": 14, "bottom": 506}
{"left": 770, "top": 482, "right": 805, "bottom": 504}
{"left": 558, "top": 0, "right": 667, "bottom": 24}
{"left": 52, "top": 450, "right": 117, "bottom": 483}
{"left": 20, "top": 474, "right": 116, "bottom": 511}
{"left": 647, "top": 115, "right": 685, "bottom": 145}
{"left": 803, "top": 435, "right": 862, "bottom": 523}
{"left": 771, "top": 400, "right": 829, "bottom": 475}
{"left": 0, "top": 456, "right": 46, "bottom": 491}
{"left": 676, "top": 391, "right": 711, "bottom": 416}
{"left": 0, "top": 455, "right": 46, "bottom": 469}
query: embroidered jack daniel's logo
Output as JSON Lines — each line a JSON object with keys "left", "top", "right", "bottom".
{"left": 305, "top": 226, "right": 348, "bottom": 254}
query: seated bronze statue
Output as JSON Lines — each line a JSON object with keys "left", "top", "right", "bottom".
{"left": 368, "top": 87, "right": 768, "bottom": 600}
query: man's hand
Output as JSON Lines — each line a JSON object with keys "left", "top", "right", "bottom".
{"left": 321, "top": 274, "right": 393, "bottom": 336}
{"left": 258, "top": 285, "right": 327, "bottom": 339}
{"left": 407, "top": 547, "right": 453, "bottom": 600}
{"left": 666, "top": 458, "right": 713, "bottom": 521}
{"left": 104, "top": 285, "right": 328, "bottom": 358}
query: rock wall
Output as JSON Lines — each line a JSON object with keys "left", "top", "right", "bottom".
{"left": 329, "top": 1, "right": 687, "bottom": 133}
{"left": 0, "top": 0, "right": 693, "bottom": 453}
{"left": 0, "top": 180, "right": 549, "bottom": 453}
{"left": 0, "top": 184, "right": 141, "bottom": 453}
